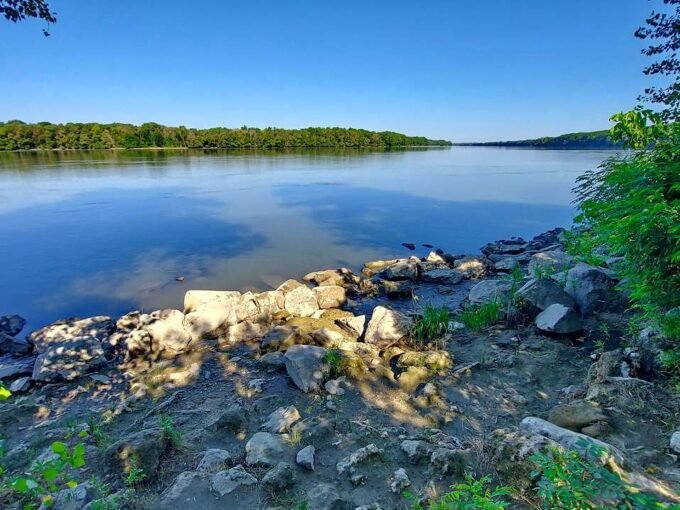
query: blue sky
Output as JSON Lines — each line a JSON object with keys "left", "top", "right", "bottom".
{"left": 0, "top": 0, "right": 658, "bottom": 141}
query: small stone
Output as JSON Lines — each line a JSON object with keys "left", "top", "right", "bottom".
{"left": 350, "top": 471, "right": 366, "bottom": 486}
{"left": 206, "top": 405, "right": 247, "bottom": 433}
{"left": 261, "top": 405, "right": 301, "bottom": 433}
{"left": 306, "top": 483, "right": 351, "bottom": 510}
{"left": 262, "top": 462, "right": 294, "bottom": 492}
{"left": 535, "top": 304, "right": 583, "bottom": 334}
{"left": 390, "top": 468, "right": 411, "bottom": 493}
{"left": 402, "top": 243, "right": 416, "bottom": 250}
{"left": 324, "top": 377, "right": 346, "bottom": 395}
{"left": 296, "top": 445, "right": 315, "bottom": 471}
{"left": 89, "top": 374, "right": 111, "bottom": 384}
{"left": 548, "top": 400, "right": 608, "bottom": 431}
{"left": 197, "top": 449, "right": 232, "bottom": 474}
{"left": 210, "top": 465, "right": 257, "bottom": 496}
{"left": 336, "top": 444, "right": 383, "bottom": 474}
{"left": 260, "top": 351, "right": 286, "bottom": 369}
{"left": 400, "top": 440, "right": 432, "bottom": 464}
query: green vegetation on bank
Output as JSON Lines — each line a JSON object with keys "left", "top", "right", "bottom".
{"left": 0, "top": 120, "right": 452, "bottom": 151}
{"left": 454, "top": 129, "right": 622, "bottom": 149}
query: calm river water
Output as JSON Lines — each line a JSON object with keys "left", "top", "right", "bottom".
{"left": 0, "top": 148, "right": 614, "bottom": 332}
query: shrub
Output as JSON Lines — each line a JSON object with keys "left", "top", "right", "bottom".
{"left": 0, "top": 383, "right": 10, "bottom": 401}
{"left": 531, "top": 441, "right": 679, "bottom": 509}
{"left": 323, "top": 347, "right": 343, "bottom": 378}
{"left": 573, "top": 108, "right": 680, "bottom": 382}
{"left": 160, "top": 414, "right": 182, "bottom": 448}
{"left": 406, "top": 474, "right": 511, "bottom": 509}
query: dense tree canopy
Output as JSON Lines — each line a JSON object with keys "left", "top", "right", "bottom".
{"left": 0, "top": 121, "right": 452, "bottom": 151}
{"left": 635, "top": 0, "right": 680, "bottom": 120}
{"left": 0, "top": 0, "right": 56, "bottom": 35}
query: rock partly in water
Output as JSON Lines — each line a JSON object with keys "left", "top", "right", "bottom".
{"left": 284, "top": 285, "right": 320, "bottom": 317}
{"left": 535, "top": 304, "right": 583, "bottom": 335}
{"left": 0, "top": 315, "right": 26, "bottom": 337}
{"left": 9, "top": 376, "right": 31, "bottom": 393}
{"left": 364, "top": 306, "right": 410, "bottom": 348}
{"left": 420, "top": 268, "right": 463, "bottom": 285}
{"left": 284, "top": 345, "right": 329, "bottom": 393}
{"left": 32, "top": 336, "right": 108, "bottom": 382}
{"left": 379, "top": 260, "right": 418, "bottom": 281}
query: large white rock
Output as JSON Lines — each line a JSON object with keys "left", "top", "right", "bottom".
{"left": 146, "top": 309, "right": 193, "bottom": 354}
{"left": 364, "top": 306, "right": 410, "bottom": 347}
{"left": 313, "top": 285, "right": 347, "bottom": 309}
{"left": 284, "top": 345, "right": 329, "bottom": 392}
{"left": 284, "top": 285, "right": 319, "bottom": 317}
{"left": 535, "top": 304, "right": 583, "bottom": 334}
{"left": 183, "top": 291, "right": 249, "bottom": 339}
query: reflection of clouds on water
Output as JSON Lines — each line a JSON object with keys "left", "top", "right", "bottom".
{"left": 0, "top": 148, "right": 610, "bottom": 330}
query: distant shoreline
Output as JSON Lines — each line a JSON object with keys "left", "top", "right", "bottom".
{"left": 0, "top": 145, "right": 452, "bottom": 154}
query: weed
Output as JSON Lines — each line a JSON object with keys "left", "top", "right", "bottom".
{"left": 124, "top": 456, "right": 146, "bottom": 487}
{"left": 86, "top": 416, "right": 108, "bottom": 448}
{"left": 458, "top": 301, "right": 503, "bottom": 332}
{"left": 409, "top": 303, "right": 450, "bottom": 349}
{"left": 160, "top": 414, "right": 182, "bottom": 448}
{"left": 405, "top": 474, "right": 511, "bottom": 509}
{"left": 0, "top": 383, "right": 10, "bottom": 401}
{"left": 285, "top": 427, "right": 303, "bottom": 447}
{"left": 323, "top": 348, "right": 343, "bottom": 379}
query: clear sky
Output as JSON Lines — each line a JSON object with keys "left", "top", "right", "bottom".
{"left": 0, "top": 0, "right": 660, "bottom": 141}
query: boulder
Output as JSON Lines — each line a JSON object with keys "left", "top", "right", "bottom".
{"left": 454, "top": 255, "right": 488, "bottom": 279}
{"left": 429, "top": 447, "right": 468, "bottom": 476}
{"left": 145, "top": 309, "right": 193, "bottom": 355}
{"left": 420, "top": 268, "right": 463, "bottom": 285}
{"left": 206, "top": 405, "right": 247, "bottom": 433}
{"left": 391, "top": 468, "right": 411, "bottom": 493}
{"left": 259, "top": 351, "right": 286, "bottom": 369}
{"left": 481, "top": 239, "right": 527, "bottom": 257}
{"left": 249, "top": 290, "right": 284, "bottom": 322}
{"left": 493, "top": 257, "right": 521, "bottom": 272}
{"left": 0, "top": 315, "right": 26, "bottom": 337}
{"left": 565, "top": 263, "right": 621, "bottom": 315}
{"left": 527, "top": 249, "right": 572, "bottom": 277}
{"left": 28, "top": 316, "right": 114, "bottom": 351}
{"left": 516, "top": 278, "right": 576, "bottom": 314}
{"left": 311, "top": 328, "right": 347, "bottom": 347}
{"left": 0, "top": 332, "right": 31, "bottom": 355}
{"left": 160, "top": 471, "right": 200, "bottom": 507}
{"left": 284, "top": 285, "right": 320, "bottom": 317}
{"left": 183, "top": 291, "right": 249, "bottom": 339}
{"left": 519, "top": 417, "right": 624, "bottom": 465}
{"left": 335, "top": 315, "right": 366, "bottom": 338}
{"left": 105, "top": 427, "right": 169, "bottom": 475}
{"left": 396, "top": 366, "right": 430, "bottom": 392}
{"left": 304, "top": 268, "right": 359, "bottom": 288}
{"left": 379, "top": 260, "right": 418, "bottom": 281}
{"left": 362, "top": 259, "right": 403, "bottom": 277}
{"left": 535, "top": 304, "right": 583, "bottom": 334}
{"left": 261, "top": 405, "right": 301, "bottom": 433}
{"left": 262, "top": 462, "right": 294, "bottom": 492}
{"left": 547, "top": 400, "right": 609, "bottom": 431}
{"left": 197, "top": 449, "right": 232, "bottom": 474}
{"left": 210, "top": 465, "right": 258, "bottom": 496}
{"left": 284, "top": 345, "right": 329, "bottom": 393}
{"left": 400, "top": 440, "right": 433, "bottom": 464}
{"left": 245, "top": 432, "right": 284, "bottom": 466}
{"left": 0, "top": 353, "right": 35, "bottom": 380}
{"left": 313, "top": 285, "right": 347, "bottom": 309}
{"left": 296, "top": 445, "right": 315, "bottom": 471}
{"left": 382, "top": 279, "right": 413, "bottom": 297}
{"left": 364, "top": 306, "right": 410, "bottom": 347}
{"left": 468, "top": 280, "right": 512, "bottom": 306}
{"left": 32, "top": 336, "right": 108, "bottom": 382}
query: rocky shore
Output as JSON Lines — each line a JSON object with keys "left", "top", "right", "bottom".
{"left": 1, "top": 228, "right": 679, "bottom": 509}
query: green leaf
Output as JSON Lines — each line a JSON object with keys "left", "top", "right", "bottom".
{"left": 51, "top": 442, "right": 67, "bottom": 455}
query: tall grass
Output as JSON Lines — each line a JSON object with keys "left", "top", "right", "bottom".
{"left": 409, "top": 303, "right": 450, "bottom": 349}
{"left": 458, "top": 301, "right": 503, "bottom": 332}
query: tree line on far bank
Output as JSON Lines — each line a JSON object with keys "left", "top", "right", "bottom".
{"left": 0, "top": 121, "right": 452, "bottom": 151}
{"left": 455, "top": 130, "right": 623, "bottom": 149}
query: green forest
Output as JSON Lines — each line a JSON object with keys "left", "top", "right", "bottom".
{"left": 455, "top": 130, "right": 622, "bottom": 149}
{"left": 0, "top": 120, "right": 452, "bottom": 151}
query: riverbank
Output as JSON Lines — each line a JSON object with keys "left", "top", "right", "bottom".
{"left": 0, "top": 228, "right": 678, "bottom": 509}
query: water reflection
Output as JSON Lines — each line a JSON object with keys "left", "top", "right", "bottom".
{"left": 0, "top": 148, "right": 609, "bottom": 333}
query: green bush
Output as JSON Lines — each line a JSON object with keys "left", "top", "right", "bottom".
{"left": 531, "top": 442, "right": 680, "bottom": 509}
{"left": 573, "top": 108, "right": 680, "bottom": 380}
{"left": 406, "top": 474, "right": 511, "bottom": 509}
